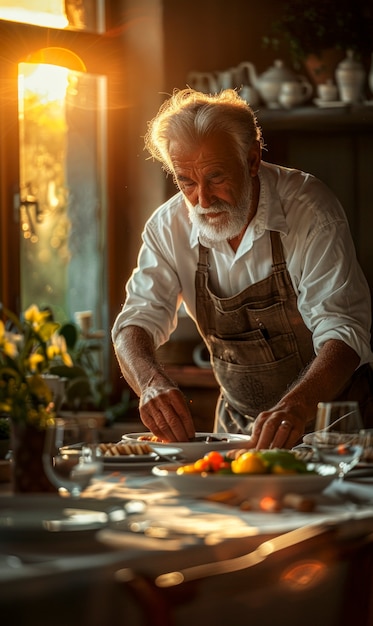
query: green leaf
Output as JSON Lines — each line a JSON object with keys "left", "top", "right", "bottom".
{"left": 49, "top": 364, "right": 88, "bottom": 380}
{"left": 59, "top": 323, "right": 79, "bottom": 349}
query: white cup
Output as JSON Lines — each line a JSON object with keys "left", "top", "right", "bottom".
{"left": 317, "top": 81, "right": 338, "bottom": 102}
{"left": 74, "top": 311, "right": 93, "bottom": 335}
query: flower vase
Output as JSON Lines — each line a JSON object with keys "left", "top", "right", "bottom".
{"left": 10, "top": 421, "right": 57, "bottom": 493}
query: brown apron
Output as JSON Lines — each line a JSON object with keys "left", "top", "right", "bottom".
{"left": 195, "top": 231, "right": 373, "bottom": 433}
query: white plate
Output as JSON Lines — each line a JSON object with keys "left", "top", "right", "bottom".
{"left": 0, "top": 496, "right": 117, "bottom": 536}
{"left": 103, "top": 445, "right": 182, "bottom": 465}
{"left": 122, "top": 432, "right": 251, "bottom": 462}
{"left": 152, "top": 463, "right": 336, "bottom": 499}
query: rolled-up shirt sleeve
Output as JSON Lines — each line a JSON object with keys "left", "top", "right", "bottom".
{"left": 111, "top": 209, "right": 186, "bottom": 348}
{"left": 295, "top": 215, "right": 372, "bottom": 364}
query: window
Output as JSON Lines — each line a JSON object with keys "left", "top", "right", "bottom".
{"left": 0, "top": 2, "right": 111, "bottom": 379}
{"left": 0, "top": 0, "right": 105, "bottom": 32}
{"left": 18, "top": 58, "right": 107, "bottom": 334}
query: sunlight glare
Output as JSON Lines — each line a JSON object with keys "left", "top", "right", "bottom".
{"left": 19, "top": 62, "right": 69, "bottom": 104}
{"left": 0, "top": 0, "right": 68, "bottom": 29}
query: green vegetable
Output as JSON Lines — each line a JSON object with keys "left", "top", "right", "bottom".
{"left": 259, "top": 449, "right": 310, "bottom": 474}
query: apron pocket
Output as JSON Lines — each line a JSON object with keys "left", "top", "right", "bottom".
{"left": 208, "top": 331, "right": 275, "bottom": 364}
{"left": 208, "top": 331, "right": 299, "bottom": 365}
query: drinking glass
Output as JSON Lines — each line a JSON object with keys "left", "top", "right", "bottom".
{"left": 311, "top": 401, "right": 364, "bottom": 479}
{"left": 358, "top": 429, "right": 373, "bottom": 464}
{"left": 43, "top": 418, "right": 103, "bottom": 497}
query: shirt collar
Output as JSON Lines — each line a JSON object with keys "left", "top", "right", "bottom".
{"left": 258, "top": 162, "right": 288, "bottom": 235}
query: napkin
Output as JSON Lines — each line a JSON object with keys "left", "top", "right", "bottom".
{"left": 83, "top": 473, "right": 177, "bottom": 503}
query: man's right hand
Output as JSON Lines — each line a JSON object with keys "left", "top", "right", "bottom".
{"left": 139, "top": 386, "right": 195, "bottom": 442}
{"left": 113, "top": 325, "right": 196, "bottom": 442}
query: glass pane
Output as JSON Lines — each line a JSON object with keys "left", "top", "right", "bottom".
{"left": 18, "top": 60, "right": 108, "bottom": 347}
{"left": 0, "top": 0, "right": 105, "bottom": 33}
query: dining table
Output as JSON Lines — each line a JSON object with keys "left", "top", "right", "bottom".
{"left": 0, "top": 454, "right": 373, "bottom": 626}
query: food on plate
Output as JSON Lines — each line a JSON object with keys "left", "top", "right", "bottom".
{"left": 137, "top": 433, "right": 229, "bottom": 443}
{"left": 176, "top": 449, "right": 314, "bottom": 476}
{"left": 231, "top": 452, "right": 267, "bottom": 474}
{"left": 138, "top": 434, "right": 163, "bottom": 442}
{"left": 99, "top": 442, "right": 152, "bottom": 457}
{"left": 189, "top": 435, "right": 228, "bottom": 442}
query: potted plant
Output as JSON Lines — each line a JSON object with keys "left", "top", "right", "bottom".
{"left": 50, "top": 322, "right": 139, "bottom": 425}
{"left": 0, "top": 303, "right": 75, "bottom": 491}
{"left": 262, "top": 0, "right": 373, "bottom": 84}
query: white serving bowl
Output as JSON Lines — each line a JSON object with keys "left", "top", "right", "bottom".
{"left": 152, "top": 462, "right": 336, "bottom": 500}
{"left": 121, "top": 431, "right": 252, "bottom": 462}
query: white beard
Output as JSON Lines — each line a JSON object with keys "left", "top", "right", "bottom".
{"left": 186, "top": 179, "right": 253, "bottom": 244}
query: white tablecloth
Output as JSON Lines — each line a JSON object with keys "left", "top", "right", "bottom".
{"left": 80, "top": 469, "right": 373, "bottom": 549}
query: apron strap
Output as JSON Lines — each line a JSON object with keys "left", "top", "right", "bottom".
{"left": 197, "top": 241, "right": 210, "bottom": 272}
{"left": 270, "top": 231, "right": 287, "bottom": 272}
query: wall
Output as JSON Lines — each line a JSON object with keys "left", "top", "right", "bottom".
{"left": 103, "top": 0, "right": 167, "bottom": 393}
{"left": 107, "top": 0, "right": 165, "bottom": 327}
{"left": 162, "top": 0, "right": 288, "bottom": 92}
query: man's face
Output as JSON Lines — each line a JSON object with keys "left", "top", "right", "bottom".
{"left": 170, "top": 134, "right": 254, "bottom": 243}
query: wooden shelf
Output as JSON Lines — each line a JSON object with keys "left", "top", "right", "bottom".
{"left": 257, "top": 103, "right": 373, "bottom": 132}
{"left": 164, "top": 365, "right": 218, "bottom": 388}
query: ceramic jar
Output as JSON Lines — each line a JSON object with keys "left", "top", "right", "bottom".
{"left": 335, "top": 50, "right": 365, "bottom": 103}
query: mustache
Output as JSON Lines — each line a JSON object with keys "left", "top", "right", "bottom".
{"left": 195, "top": 202, "right": 231, "bottom": 215}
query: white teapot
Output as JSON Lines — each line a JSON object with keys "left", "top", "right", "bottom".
{"left": 238, "top": 59, "right": 312, "bottom": 108}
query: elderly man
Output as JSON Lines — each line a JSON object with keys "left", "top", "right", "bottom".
{"left": 112, "top": 88, "right": 373, "bottom": 449}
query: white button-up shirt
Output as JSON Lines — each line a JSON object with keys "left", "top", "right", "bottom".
{"left": 112, "top": 161, "right": 373, "bottom": 365}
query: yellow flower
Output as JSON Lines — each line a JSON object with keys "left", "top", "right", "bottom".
{"left": 27, "top": 352, "right": 45, "bottom": 373}
{"left": 24, "top": 304, "right": 50, "bottom": 331}
{"left": 0, "top": 303, "right": 92, "bottom": 427}
{"left": 47, "top": 333, "right": 73, "bottom": 367}
{"left": 24, "top": 305, "right": 59, "bottom": 342}
{"left": 0, "top": 320, "right": 18, "bottom": 359}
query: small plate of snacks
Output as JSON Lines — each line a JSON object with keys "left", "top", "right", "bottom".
{"left": 152, "top": 448, "right": 336, "bottom": 499}
{"left": 99, "top": 441, "right": 182, "bottom": 470}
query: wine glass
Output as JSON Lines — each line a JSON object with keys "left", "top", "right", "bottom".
{"left": 43, "top": 418, "right": 103, "bottom": 497}
{"left": 311, "top": 401, "right": 364, "bottom": 479}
